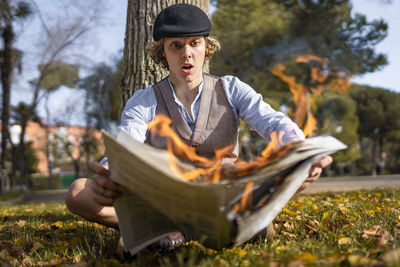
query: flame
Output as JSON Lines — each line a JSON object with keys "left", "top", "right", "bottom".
{"left": 271, "top": 54, "right": 352, "bottom": 137}
{"left": 302, "top": 113, "right": 317, "bottom": 138}
{"left": 148, "top": 115, "right": 288, "bottom": 184}
{"left": 148, "top": 114, "right": 233, "bottom": 181}
{"left": 233, "top": 181, "right": 254, "bottom": 213}
{"left": 143, "top": 54, "right": 351, "bottom": 215}
{"left": 261, "top": 131, "right": 285, "bottom": 158}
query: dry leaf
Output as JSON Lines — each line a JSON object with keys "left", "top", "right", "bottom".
{"left": 15, "top": 238, "right": 27, "bottom": 248}
{"left": 0, "top": 249, "right": 9, "bottom": 260}
{"left": 347, "top": 254, "right": 371, "bottom": 265}
{"left": 51, "top": 221, "right": 63, "bottom": 229}
{"left": 281, "top": 231, "right": 296, "bottom": 238}
{"left": 362, "top": 225, "right": 393, "bottom": 246}
{"left": 338, "top": 237, "right": 352, "bottom": 246}
{"left": 363, "top": 225, "right": 382, "bottom": 237}
{"left": 394, "top": 223, "right": 400, "bottom": 235}
{"left": 7, "top": 246, "right": 24, "bottom": 258}
{"left": 382, "top": 249, "right": 400, "bottom": 265}
{"left": 30, "top": 242, "right": 44, "bottom": 253}
{"left": 288, "top": 259, "right": 304, "bottom": 267}
{"left": 299, "top": 252, "right": 317, "bottom": 262}
{"left": 284, "top": 221, "right": 294, "bottom": 231}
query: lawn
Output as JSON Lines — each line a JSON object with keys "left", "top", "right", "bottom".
{"left": 0, "top": 188, "right": 399, "bottom": 266}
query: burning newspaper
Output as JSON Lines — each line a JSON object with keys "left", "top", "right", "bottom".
{"left": 103, "top": 128, "right": 346, "bottom": 255}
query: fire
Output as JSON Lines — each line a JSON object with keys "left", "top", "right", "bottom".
{"left": 233, "top": 181, "right": 254, "bottom": 213}
{"left": 271, "top": 54, "right": 352, "bottom": 137}
{"left": 145, "top": 53, "right": 352, "bottom": 214}
{"left": 261, "top": 130, "right": 285, "bottom": 158}
{"left": 148, "top": 114, "right": 232, "bottom": 181}
{"left": 148, "top": 115, "right": 286, "bottom": 185}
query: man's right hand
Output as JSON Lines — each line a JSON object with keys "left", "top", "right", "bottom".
{"left": 90, "top": 162, "right": 121, "bottom": 206}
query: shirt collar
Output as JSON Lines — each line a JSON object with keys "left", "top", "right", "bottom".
{"left": 167, "top": 76, "right": 204, "bottom": 103}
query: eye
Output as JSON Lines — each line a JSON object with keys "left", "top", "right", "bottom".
{"left": 171, "top": 42, "right": 181, "bottom": 48}
{"left": 192, "top": 40, "right": 201, "bottom": 46}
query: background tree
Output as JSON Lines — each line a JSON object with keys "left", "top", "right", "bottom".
{"left": 8, "top": 0, "right": 105, "bottom": 187}
{"left": 0, "top": 0, "right": 32, "bottom": 183}
{"left": 79, "top": 57, "right": 123, "bottom": 129}
{"left": 315, "top": 91, "right": 360, "bottom": 175}
{"left": 210, "top": 0, "right": 388, "bottom": 104}
{"left": 38, "top": 61, "right": 79, "bottom": 186}
{"left": 349, "top": 85, "right": 400, "bottom": 176}
{"left": 121, "top": 0, "right": 209, "bottom": 111}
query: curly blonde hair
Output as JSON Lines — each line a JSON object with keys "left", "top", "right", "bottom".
{"left": 146, "top": 36, "right": 221, "bottom": 69}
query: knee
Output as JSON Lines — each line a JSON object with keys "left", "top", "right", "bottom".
{"left": 65, "top": 178, "right": 87, "bottom": 214}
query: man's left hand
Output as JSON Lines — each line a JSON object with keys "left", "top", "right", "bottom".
{"left": 297, "top": 155, "right": 333, "bottom": 193}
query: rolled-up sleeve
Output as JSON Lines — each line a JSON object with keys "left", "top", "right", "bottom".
{"left": 119, "top": 86, "right": 157, "bottom": 143}
{"left": 100, "top": 86, "right": 156, "bottom": 167}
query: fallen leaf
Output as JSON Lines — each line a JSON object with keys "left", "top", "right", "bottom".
{"left": 15, "top": 238, "right": 27, "bottom": 248}
{"left": 288, "top": 259, "right": 304, "bottom": 267}
{"left": 30, "top": 242, "right": 44, "bottom": 253}
{"left": 284, "top": 221, "right": 294, "bottom": 231}
{"left": 338, "top": 237, "right": 352, "bottom": 246}
{"left": 14, "top": 220, "right": 27, "bottom": 228}
{"left": 362, "top": 225, "right": 393, "bottom": 246}
{"left": 394, "top": 223, "right": 400, "bottom": 235}
{"left": 363, "top": 225, "right": 382, "bottom": 237}
{"left": 382, "top": 249, "right": 400, "bottom": 265}
{"left": 51, "top": 221, "right": 63, "bottom": 229}
{"left": 348, "top": 254, "right": 371, "bottom": 265}
{"left": 0, "top": 249, "right": 9, "bottom": 260}
{"left": 281, "top": 231, "right": 296, "bottom": 238}
{"left": 8, "top": 246, "right": 24, "bottom": 258}
{"left": 299, "top": 252, "right": 317, "bottom": 262}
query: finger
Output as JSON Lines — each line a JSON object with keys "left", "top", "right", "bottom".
{"left": 93, "top": 184, "right": 121, "bottom": 199}
{"left": 90, "top": 161, "right": 110, "bottom": 176}
{"left": 93, "top": 174, "right": 119, "bottom": 191}
{"left": 312, "top": 156, "right": 333, "bottom": 168}
{"left": 93, "top": 193, "right": 115, "bottom": 206}
{"left": 104, "top": 188, "right": 122, "bottom": 198}
{"left": 296, "top": 182, "right": 310, "bottom": 194}
{"left": 309, "top": 167, "right": 322, "bottom": 178}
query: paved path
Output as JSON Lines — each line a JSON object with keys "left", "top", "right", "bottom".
{"left": 303, "top": 174, "right": 400, "bottom": 193}
{"left": 21, "top": 189, "right": 68, "bottom": 204}
{"left": 7, "top": 174, "right": 400, "bottom": 204}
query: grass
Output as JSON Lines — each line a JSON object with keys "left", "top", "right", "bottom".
{"left": 0, "top": 191, "right": 26, "bottom": 202}
{"left": 0, "top": 188, "right": 399, "bottom": 266}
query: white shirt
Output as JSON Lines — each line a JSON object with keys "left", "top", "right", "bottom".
{"left": 120, "top": 75, "right": 305, "bottom": 144}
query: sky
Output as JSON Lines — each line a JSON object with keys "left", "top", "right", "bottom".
{"left": 350, "top": 0, "right": 400, "bottom": 92}
{"left": 10, "top": 0, "right": 400, "bottom": 126}
{"left": 93, "top": 0, "right": 400, "bottom": 92}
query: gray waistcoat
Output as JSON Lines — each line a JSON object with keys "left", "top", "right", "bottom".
{"left": 145, "top": 74, "right": 239, "bottom": 162}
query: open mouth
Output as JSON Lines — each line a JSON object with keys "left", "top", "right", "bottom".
{"left": 182, "top": 63, "right": 193, "bottom": 74}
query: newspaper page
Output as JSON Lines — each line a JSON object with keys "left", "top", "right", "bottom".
{"left": 103, "top": 129, "right": 346, "bottom": 254}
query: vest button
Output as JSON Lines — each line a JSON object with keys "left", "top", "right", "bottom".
{"left": 191, "top": 143, "right": 199, "bottom": 148}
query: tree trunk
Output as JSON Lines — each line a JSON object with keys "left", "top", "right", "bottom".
{"left": 1, "top": 15, "right": 14, "bottom": 175}
{"left": 73, "top": 160, "right": 80, "bottom": 180}
{"left": 120, "top": 0, "right": 209, "bottom": 112}
{"left": 18, "top": 118, "right": 28, "bottom": 186}
{"left": 44, "top": 94, "right": 54, "bottom": 187}
{"left": 371, "top": 135, "right": 379, "bottom": 176}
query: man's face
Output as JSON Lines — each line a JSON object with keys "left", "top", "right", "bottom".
{"left": 163, "top": 36, "right": 206, "bottom": 83}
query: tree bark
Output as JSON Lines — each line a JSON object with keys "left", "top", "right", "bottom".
{"left": 1, "top": 1, "right": 14, "bottom": 174}
{"left": 371, "top": 135, "right": 379, "bottom": 176}
{"left": 120, "top": 0, "right": 209, "bottom": 112}
{"left": 44, "top": 94, "right": 54, "bottom": 187}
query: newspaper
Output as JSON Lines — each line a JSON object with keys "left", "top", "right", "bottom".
{"left": 103, "top": 129, "right": 346, "bottom": 255}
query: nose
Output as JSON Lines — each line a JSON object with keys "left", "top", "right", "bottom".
{"left": 181, "top": 45, "right": 192, "bottom": 59}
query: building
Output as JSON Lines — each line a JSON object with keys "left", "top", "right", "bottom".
{"left": 1, "top": 120, "right": 104, "bottom": 174}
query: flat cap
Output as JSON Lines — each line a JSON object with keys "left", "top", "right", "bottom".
{"left": 153, "top": 3, "right": 211, "bottom": 41}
